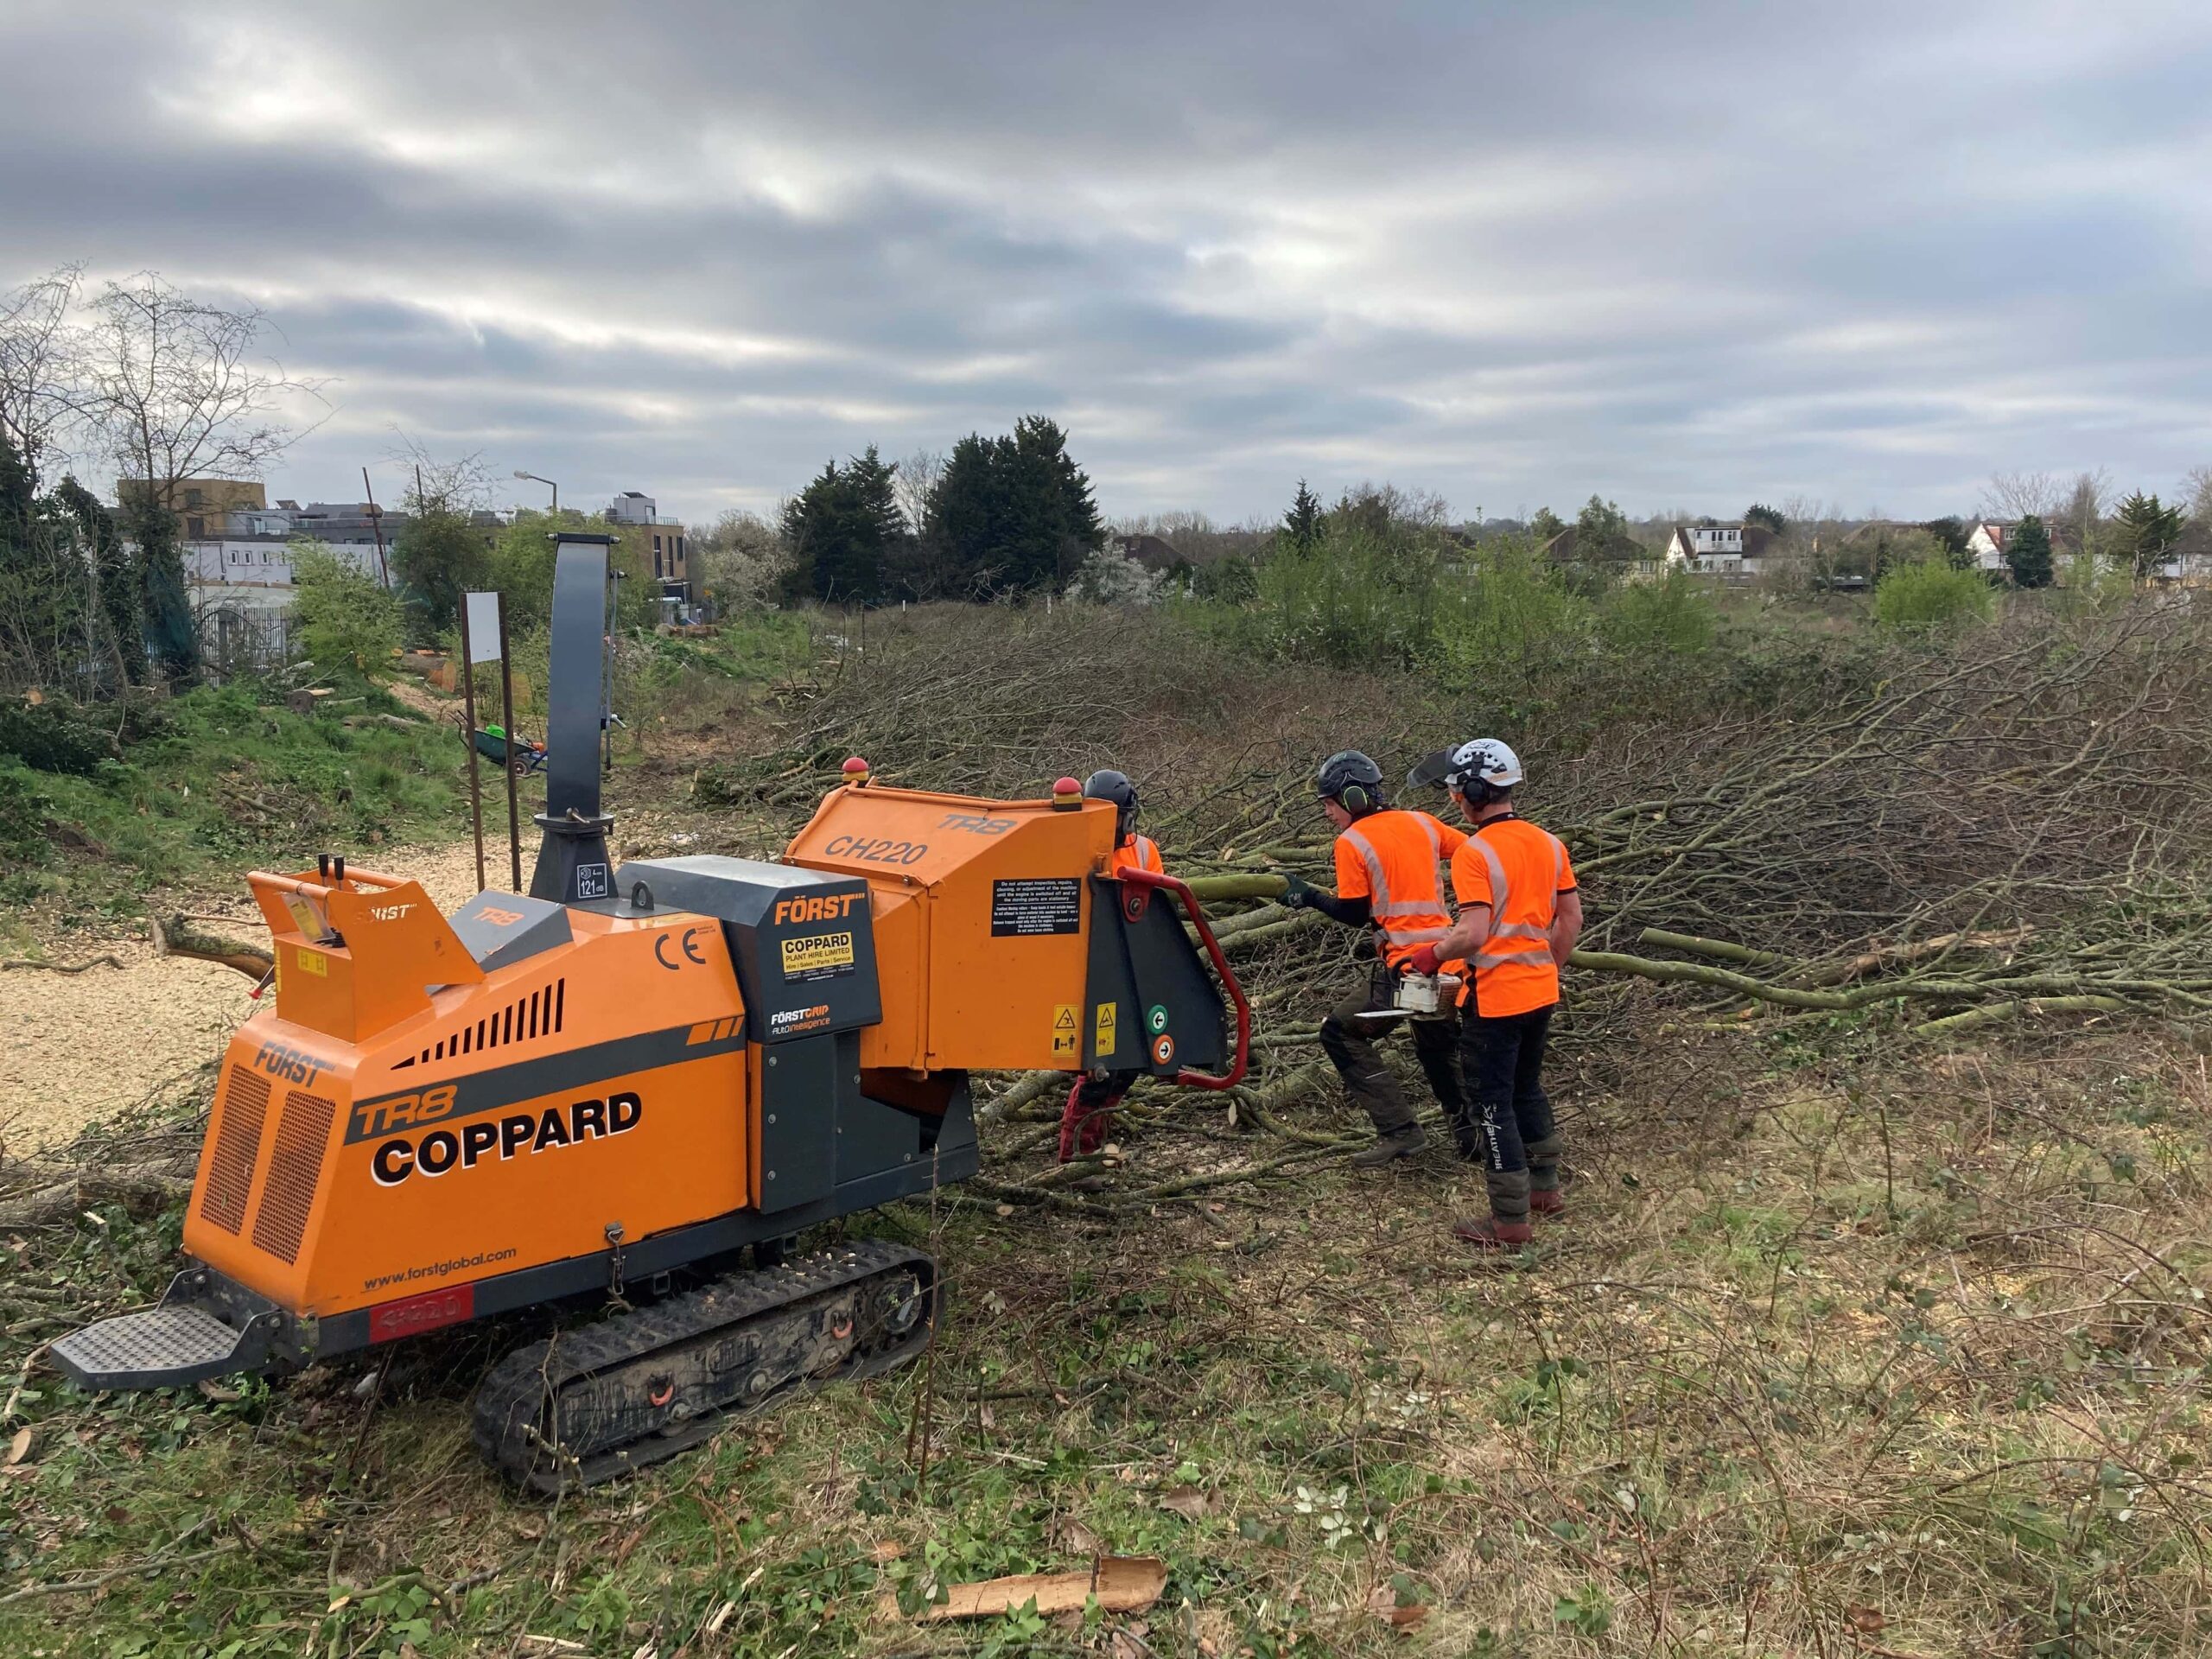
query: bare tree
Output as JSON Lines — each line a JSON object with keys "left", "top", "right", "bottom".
{"left": 0, "top": 264, "right": 85, "bottom": 485}
{"left": 892, "top": 448, "right": 944, "bottom": 541}
{"left": 81, "top": 274, "right": 320, "bottom": 510}
{"left": 692, "top": 506, "right": 787, "bottom": 612}
{"left": 2063, "top": 468, "right": 2111, "bottom": 555}
{"left": 72, "top": 274, "right": 321, "bottom": 677}
{"left": 2182, "top": 464, "right": 2212, "bottom": 525}
{"left": 1980, "top": 469, "right": 2059, "bottom": 523}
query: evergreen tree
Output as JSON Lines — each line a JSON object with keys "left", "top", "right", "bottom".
{"left": 391, "top": 493, "right": 493, "bottom": 641}
{"left": 1529, "top": 505, "right": 1567, "bottom": 542}
{"left": 780, "top": 447, "right": 908, "bottom": 605}
{"left": 1007, "top": 415, "right": 1102, "bottom": 591}
{"left": 1921, "top": 516, "right": 1973, "bottom": 570}
{"left": 118, "top": 495, "right": 195, "bottom": 681}
{"left": 0, "top": 429, "right": 31, "bottom": 536}
{"left": 1745, "top": 502, "right": 1788, "bottom": 534}
{"left": 925, "top": 416, "right": 1102, "bottom": 598}
{"left": 1283, "top": 478, "right": 1322, "bottom": 550}
{"left": 2005, "top": 514, "right": 2054, "bottom": 588}
{"left": 1575, "top": 494, "right": 1635, "bottom": 558}
{"left": 2113, "top": 490, "right": 2184, "bottom": 577}
{"left": 50, "top": 476, "right": 135, "bottom": 672}
{"left": 925, "top": 433, "right": 1014, "bottom": 596}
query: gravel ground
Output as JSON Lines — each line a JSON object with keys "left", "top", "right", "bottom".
{"left": 0, "top": 838, "right": 492, "bottom": 1154}
{"left": 0, "top": 810, "right": 706, "bottom": 1154}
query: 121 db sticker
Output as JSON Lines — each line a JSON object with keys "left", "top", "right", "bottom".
{"left": 780, "top": 930, "right": 855, "bottom": 981}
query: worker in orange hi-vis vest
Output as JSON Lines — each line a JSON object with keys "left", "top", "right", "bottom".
{"left": 1276, "top": 750, "right": 1476, "bottom": 1167}
{"left": 1058, "top": 770, "right": 1161, "bottom": 1161}
{"left": 1404, "top": 738, "right": 1582, "bottom": 1255}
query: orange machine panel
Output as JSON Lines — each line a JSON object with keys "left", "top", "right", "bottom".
{"left": 251, "top": 868, "right": 486, "bottom": 1045}
{"left": 182, "top": 906, "right": 751, "bottom": 1319}
{"left": 785, "top": 784, "right": 1116, "bottom": 1072}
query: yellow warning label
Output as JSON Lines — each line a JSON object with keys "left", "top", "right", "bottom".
{"left": 1051, "top": 1002, "right": 1079, "bottom": 1057}
{"left": 1095, "top": 1001, "right": 1117, "bottom": 1057}
{"left": 295, "top": 945, "right": 327, "bottom": 978}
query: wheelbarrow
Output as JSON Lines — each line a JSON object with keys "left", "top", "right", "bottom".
{"left": 473, "top": 723, "right": 549, "bottom": 777}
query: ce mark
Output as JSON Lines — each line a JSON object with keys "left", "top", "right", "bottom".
{"left": 653, "top": 926, "right": 709, "bottom": 971}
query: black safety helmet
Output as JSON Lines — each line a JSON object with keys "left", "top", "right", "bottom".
{"left": 1084, "top": 768, "right": 1140, "bottom": 839}
{"left": 1314, "top": 749, "right": 1385, "bottom": 816}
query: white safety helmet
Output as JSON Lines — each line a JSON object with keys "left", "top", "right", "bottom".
{"left": 1408, "top": 738, "right": 1524, "bottom": 795}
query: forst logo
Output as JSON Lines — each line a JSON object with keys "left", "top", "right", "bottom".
{"left": 371, "top": 1092, "right": 643, "bottom": 1185}
{"left": 368, "top": 902, "right": 416, "bottom": 922}
{"left": 772, "top": 892, "right": 862, "bottom": 925}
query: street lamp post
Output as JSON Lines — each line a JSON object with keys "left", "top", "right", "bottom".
{"left": 512, "top": 470, "right": 559, "bottom": 517}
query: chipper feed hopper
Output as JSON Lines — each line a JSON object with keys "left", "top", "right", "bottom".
{"left": 54, "top": 537, "right": 1249, "bottom": 1492}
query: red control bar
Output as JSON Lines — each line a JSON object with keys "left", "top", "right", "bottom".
{"left": 1119, "top": 867, "right": 1250, "bottom": 1091}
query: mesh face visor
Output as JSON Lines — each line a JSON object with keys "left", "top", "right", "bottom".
{"left": 1406, "top": 749, "right": 1461, "bottom": 792}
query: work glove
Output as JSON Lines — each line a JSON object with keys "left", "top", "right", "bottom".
{"left": 1279, "top": 874, "right": 1317, "bottom": 909}
{"left": 1405, "top": 944, "right": 1443, "bottom": 976}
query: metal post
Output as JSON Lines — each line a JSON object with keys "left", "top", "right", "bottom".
{"left": 498, "top": 593, "right": 522, "bottom": 892}
{"left": 362, "top": 467, "right": 389, "bottom": 587}
{"left": 602, "top": 564, "right": 620, "bottom": 781}
{"left": 459, "top": 601, "right": 486, "bottom": 894}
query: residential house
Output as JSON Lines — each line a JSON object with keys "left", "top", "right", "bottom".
{"left": 1664, "top": 523, "right": 1776, "bottom": 579}
{"left": 1962, "top": 521, "right": 2026, "bottom": 575}
{"left": 2148, "top": 522, "right": 2212, "bottom": 587}
{"left": 114, "top": 477, "right": 268, "bottom": 541}
{"left": 608, "top": 491, "right": 691, "bottom": 608}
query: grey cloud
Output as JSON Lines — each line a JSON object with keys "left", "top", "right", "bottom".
{"left": 3, "top": 0, "right": 2209, "bottom": 522}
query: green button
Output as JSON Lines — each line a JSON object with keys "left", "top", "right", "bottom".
{"left": 1147, "top": 1004, "right": 1169, "bottom": 1035}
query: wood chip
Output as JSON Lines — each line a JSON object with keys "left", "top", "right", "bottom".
{"left": 902, "top": 1555, "right": 1167, "bottom": 1623}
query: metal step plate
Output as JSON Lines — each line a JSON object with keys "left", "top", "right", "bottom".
{"left": 51, "top": 1303, "right": 251, "bottom": 1391}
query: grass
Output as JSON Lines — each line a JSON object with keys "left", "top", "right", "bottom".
{"left": 3, "top": 1027, "right": 2206, "bottom": 1656}
{"left": 0, "top": 682, "right": 467, "bottom": 923}
{"left": 5, "top": 599, "right": 2209, "bottom": 1654}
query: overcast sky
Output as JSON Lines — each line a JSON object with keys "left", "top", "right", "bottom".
{"left": 4, "top": 0, "right": 2209, "bottom": 526}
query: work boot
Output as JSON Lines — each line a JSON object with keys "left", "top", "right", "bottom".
{"left": 1452, "top": 1215, "right": 1534, "bottom": 1251}
{"left": 1351, "top": 1124, "right": 1427, "bottom": 1167}
{"left": 1529, "top": 1188, "right": 1566, "bottom": 1217}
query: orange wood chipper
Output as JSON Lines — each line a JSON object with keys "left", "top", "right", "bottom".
{"left": 54, "top": 535, "right": 1249, "bottom": 1491}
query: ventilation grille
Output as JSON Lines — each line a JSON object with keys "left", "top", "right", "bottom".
{"left": 200, "top": 1069, "right": 270, "bottom": 1235}
{"left": 391, "top": 978, "right": 566, "bottom": 1071}
{"left": 250, "top": 1090, "right": 335, "bottom": 1265}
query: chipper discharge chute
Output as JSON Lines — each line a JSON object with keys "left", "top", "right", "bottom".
{"left": 53, "top": 535, "right": 1250, "bottom": 1493}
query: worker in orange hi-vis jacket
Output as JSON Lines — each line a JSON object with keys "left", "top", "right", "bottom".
{"left": 1403, "top": 738, "right": 1582, "bottom": 1255}
{"left": 1277, "top": 749, "right": 1476, "bottom": 1167}
{"left": 1058, "top": 769, "right": 1160, "bottom": 1160}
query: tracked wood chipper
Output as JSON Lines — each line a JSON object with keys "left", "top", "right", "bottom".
{"left": 54, "top": 536, "right": 1250, "bottom": 1491}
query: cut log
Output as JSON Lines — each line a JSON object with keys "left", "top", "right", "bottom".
{"left": 154, "top": 913, "right": 272, "bottom": 981}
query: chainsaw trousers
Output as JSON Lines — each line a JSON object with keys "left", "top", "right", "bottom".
{"left": 1318, "top": 974, "right": 1466, "bottom": 1138}
{"left": 1459, "top": 1001, "right": 1561, "bottom": 1222}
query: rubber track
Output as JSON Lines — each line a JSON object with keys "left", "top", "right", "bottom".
{"left": 471, "top": 1240, "right": 936, "bottom": 1493}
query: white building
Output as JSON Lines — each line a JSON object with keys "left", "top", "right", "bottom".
{"left": 1962, "top": 522, "right": 2019, "bottom": 575}
{"left": 186, "top": 536, "right": 390, "bottom": 614}
{"left": 1664, "top": 523, "right": 1777, "bottom": 578}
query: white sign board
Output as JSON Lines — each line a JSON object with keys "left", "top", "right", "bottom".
{"left": 463, "top": 591, "right": 503, "bottom": 660}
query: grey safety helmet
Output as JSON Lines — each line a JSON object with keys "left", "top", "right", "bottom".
{"left": 1084, "top": 769, "right": 1140, "bottom": 840}
{"left": 1408, "top": 738, "right": 1525, "bottom": 802}
{"left": 1314, "top": 749, "right": 1385, "bottom": 816}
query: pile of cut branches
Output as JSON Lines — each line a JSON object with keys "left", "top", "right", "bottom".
{"left": 709, "top": 601, "right": 2212, "bottom": 1205}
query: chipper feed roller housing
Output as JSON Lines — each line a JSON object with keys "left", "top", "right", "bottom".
{"left": 53, "top": 536, "right": 1250, "bottom": 1491}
